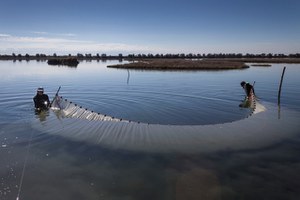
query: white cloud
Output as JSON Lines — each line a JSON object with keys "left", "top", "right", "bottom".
{"left": 32, "top": 31, "right": 48, "bottom": 35}
{"left": 0, "top": 34, "right": 11, "bottom": 37}
{"left": 32, "top": 31, "right": 77, "bottom": 37}
{"left": 60, "top": 33, "right": 76, "bottom": 37}
{"left": 0, "top": 34, "right": 163, "bottom": 55}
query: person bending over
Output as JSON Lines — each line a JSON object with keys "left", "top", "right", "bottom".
{"left": 240, "top": 81, "right": 255, "bottom": 98}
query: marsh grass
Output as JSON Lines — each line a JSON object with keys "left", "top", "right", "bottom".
{"left": 107, "top": 59, "right": 249, "bottom": 70}
{"left": 47, "top": 57, "right": 79, "bottom": 67}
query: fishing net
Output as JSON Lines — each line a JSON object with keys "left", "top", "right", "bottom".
{"left": 34, "top": 95, "right": 300, "bottom": 154}
{"left": 50, "top": 93, "right": 263, "bottom": 124}
{"left": 51, "top": 95, "right": 129, "bottom": 122}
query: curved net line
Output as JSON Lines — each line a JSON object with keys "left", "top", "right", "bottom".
{"left": 51, "top": 93, "right": 262, "bottom": 125}
{"left": 51, "top": 95, "right": 129, "bottom": 123}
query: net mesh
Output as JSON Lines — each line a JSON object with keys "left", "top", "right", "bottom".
{"left": 51, "top": 95, "right": 129, "bottom": 122}
{"left": 50, "top": 93, "right": 263, "bottom": 124}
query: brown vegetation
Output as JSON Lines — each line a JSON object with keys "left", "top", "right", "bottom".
{"left": 47, "top": 58, "right": 79, "bottom": 67}
{"left": 1, "top": 53, "right": 300, "bottom": 70}
{"left": 251, "top": 64, "right": 272, "bottom": 67}
{"left": 107, "top": 59, "right": 249, "bottom": 70}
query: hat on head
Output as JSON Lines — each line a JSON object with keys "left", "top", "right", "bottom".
{"left": 37, "top": 87, "right": 44, "bottom": 92}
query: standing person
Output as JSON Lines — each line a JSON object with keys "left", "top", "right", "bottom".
{"left": 33, "top": 87, "right": 50, "bottom": 110}
{"left": 240, "top": 81, "right": 255, "bottom": 98}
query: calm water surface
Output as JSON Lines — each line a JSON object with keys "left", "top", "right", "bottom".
{"left": 0, "top": 60, "right": 300, "bottom": 200}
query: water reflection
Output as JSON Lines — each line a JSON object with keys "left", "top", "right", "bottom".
{"left": 239, "top": 97, "right": 255, "bottom": 109}
{"left": 34, "top": 110, "right": 50, "bottom": 122}
{"left": 2, "top": 122, "right": 300, "bottom": 200}
{"left": 1, "top": 61, "right": 300, "bottom": 200}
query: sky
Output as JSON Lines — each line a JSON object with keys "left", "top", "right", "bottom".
{"left": 0, "top": 0, "right": 300, "bottom": 55}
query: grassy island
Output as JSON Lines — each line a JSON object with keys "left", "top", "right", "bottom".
{"left": 47, "top": 58, "right": 79, "bottom": 67}
{"left": 107, "top": 59, "right": 249, "bottom": 70}
{"left": 251, "top": 64, "right": 272, "bottom": 67}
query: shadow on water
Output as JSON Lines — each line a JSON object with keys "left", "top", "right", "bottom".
{"left": 2, "top": 102, "right": 300, "bottom": 200}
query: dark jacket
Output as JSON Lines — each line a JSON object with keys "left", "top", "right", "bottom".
{"left": 33, "top": 93, "right": 50, "bottom": 109}
{"left": 244, "top": 83, "right": 255, "bottom": 97}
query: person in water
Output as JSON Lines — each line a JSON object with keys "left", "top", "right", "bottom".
{"left": 239, "top": 81, "right": 255, "bottom": 108}
{"left": 240, "top": 81, "right": 255, "bottom": 98}
{"left": 33, "top": 87, "right": 50, "bottom": 110}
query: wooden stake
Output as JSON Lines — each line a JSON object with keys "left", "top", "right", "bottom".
{"left": 278, "top": 66, "right": 286, "bottom": 105}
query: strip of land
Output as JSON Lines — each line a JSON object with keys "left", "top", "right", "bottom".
{"left": 107, "top": 58, "right": 300, "bottom": 70}
{"left": 107, "top": 59, "right": 249, "bottom": 70}
{"left": 1, "top": 54, "right": 300, "bottom": 70}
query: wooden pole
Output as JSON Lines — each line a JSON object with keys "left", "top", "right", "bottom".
{"left": 278, "top": 67, "right": 286, "bottom": 105}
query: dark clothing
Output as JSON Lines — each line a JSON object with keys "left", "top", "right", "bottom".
{"left": 243, "top": 83, "right": 255, "bottom": 97}
{"left": 33, "top": 93, "right": 50, "bottom": 110}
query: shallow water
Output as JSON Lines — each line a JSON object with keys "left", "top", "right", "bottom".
{"left": 1, "top": 60, "right": 300, "bottom": 200}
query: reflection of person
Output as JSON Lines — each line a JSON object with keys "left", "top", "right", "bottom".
{"left": 239, "top": 98, "right": 253, "bottom": 108}
{"left": 240, "top": 81, "right": 255, "bottom": 98}
{"left": 33, "top": 87, "right": 50, "bottom": 110}
{"left": 35, "top": 109, "right": 49, "bottom": 121}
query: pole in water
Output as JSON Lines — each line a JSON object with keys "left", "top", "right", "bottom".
{"left": 278, "top": 66, "right": 286, "bottom": 105}
{"left": 50, "top": 86, "right": 61, "bottom": 107}
{"left": 127, "top": 69, "right": 130, "bottom": 85}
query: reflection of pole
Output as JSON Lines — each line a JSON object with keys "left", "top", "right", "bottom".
{"left": 127, "top": 69, "right": 130, "bottom": 85}
{"left": 278, "top": 67, "right": 286, "bottom": 105}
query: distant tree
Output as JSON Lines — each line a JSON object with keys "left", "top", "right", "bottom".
{"left": 12, "top": 53, "right": 16, "bottom": 57}
{"left": 118, "top": 53, "right": 123, "bottom": 58}
{"left": 77, "top": 53, "right": 84, "bottom": 58}
{"left": 146, "top": 53, "right": 153, "bottom": 58}
{"left": 154, "top": 54, "right": 161, "bottom": 58}
{"left": 245, "top": 53, "right": 254, "bottom": 58}
{"left": 85, "top": 53, "right": 92, "bottom": 58}
{"left": 179, "top": 53, "right": 185, "bottom": 58}
{"left": 128, "top": 54, "right": 135, "bottom": 58}
{"left": 187, "top": 53, "right": 194, "bottom": 58}
{"left": 101, "top": 54, "right": 107, "bottom": 59}
{"left": 53, "top": 53, "right": 57, "bottom": 57}
{"left": 237, "top": 53, "right": 242, "bottom": 58}
{"left": 17, "top": 54, "right": 22, "bottom": 57}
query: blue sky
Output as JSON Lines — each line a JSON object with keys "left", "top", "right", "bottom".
{"left": 0, "top": 0, "right": 299, "bottom": 55}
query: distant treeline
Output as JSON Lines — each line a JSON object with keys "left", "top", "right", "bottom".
{"left": 0, "top": 52, "right": 300, "bottom": 60}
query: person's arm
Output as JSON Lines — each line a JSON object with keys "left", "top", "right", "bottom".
{"left": 33, "top": 96, "right": 38, "bottom": 108}
{"left": 45, "top": 95, "right": 50, "bottom": 107}
{"left": 251, "top": 85, "right": 255, "bottom": 96}
{"left": 245, "top": 84, "right": 252, "bottom": 97}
